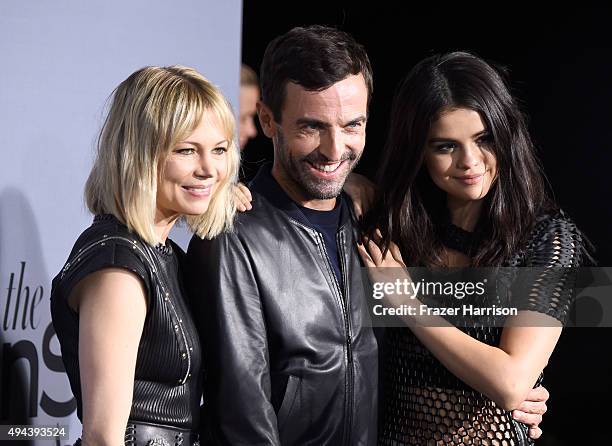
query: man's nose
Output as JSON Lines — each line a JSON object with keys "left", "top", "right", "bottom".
{"left": 319, "top": 128, "right": 345, "bottom": 161}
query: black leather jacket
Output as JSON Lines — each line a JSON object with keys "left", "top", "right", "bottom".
{"left": 186, "top": 166, "right": 378, "bottom": 445}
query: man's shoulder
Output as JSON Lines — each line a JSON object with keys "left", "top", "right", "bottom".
{"left": 189, "top": 192, "right": 286, "bottom": 246}
{"left": 233, "top": 191, "right": 288, "bottom": 231}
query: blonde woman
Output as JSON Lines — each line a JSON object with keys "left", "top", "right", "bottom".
{"left": 50, "top": 66, "right": 239, "bottom": 446}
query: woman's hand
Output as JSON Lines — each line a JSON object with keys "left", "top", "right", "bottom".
{"left": 357, "top": 233, "right": 405, "bottom": 268}
{"left": 343, "top": 172, "right": 376, "bottom": 218}
{"left": 234, "top": 182, "right": 253, "bottom": 212}
{"left": 512, "top": 385, "right": 549, "bottom": 440}
{"left": 357, "top": 233, "right": 418, "bottom": 312}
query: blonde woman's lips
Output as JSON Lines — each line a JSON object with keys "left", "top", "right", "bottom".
{"left": 182, "top": 184, "right": 212, "bottom": 197}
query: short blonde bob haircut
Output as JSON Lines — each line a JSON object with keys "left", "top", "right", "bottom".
{"left": 85, "top": 65, "right": 239, "bottom": 245}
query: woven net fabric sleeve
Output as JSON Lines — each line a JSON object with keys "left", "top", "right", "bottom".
{"left": 512, "top": 212, "right": 586, "bottom": 323}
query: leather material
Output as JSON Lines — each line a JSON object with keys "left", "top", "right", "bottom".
{"left": 74, "top": 421, "right": 200, "bottom": 446}
{"left": 124, "top": 421, "right": 200, "bottom": 446}
{"left": 51, "top": 215, "right": 202, "bottom": 430}
{"left": 186, "top": 167, "right": 379, "bottom": 446}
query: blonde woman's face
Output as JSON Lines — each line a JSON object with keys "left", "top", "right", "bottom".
{"left": 156, "top": 111, "right": 229, "bottom": 220}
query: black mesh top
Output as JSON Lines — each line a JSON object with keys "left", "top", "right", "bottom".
{"left": 380, "top": 211, "right": 587, "bottom": 445}
{"left": 50, "top": 215, "right": 202, "bottom": 430}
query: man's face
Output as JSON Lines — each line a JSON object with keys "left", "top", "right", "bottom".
{"left": 260, "top": 74, "right": 368, "bottom": 209}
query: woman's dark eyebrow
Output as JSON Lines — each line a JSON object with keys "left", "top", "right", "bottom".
{"left": 428, "top": 130, "right": 488, "bottom": 143}
{"left": 428, "top": 137, "right": 457, "bottom": 143}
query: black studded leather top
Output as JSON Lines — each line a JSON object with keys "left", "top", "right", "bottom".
{"left": 50, "top": 215, "right": 202, "bottom": 429}
{"left": 380, "top": 211, "right": 588, "bottom": 445}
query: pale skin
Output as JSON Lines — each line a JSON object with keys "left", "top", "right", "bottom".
{"left": 357, "top": 107, "right": 557, "bottom": 439}
{"left": 68, "top": 112, "right": 228, "bottom": 446}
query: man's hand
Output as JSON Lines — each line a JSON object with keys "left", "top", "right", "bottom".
{"left": 343, "top": 172, "right": 375, "bottom": 218}
{"left": 512, "top": 386, "right": 549, "bottom": 440}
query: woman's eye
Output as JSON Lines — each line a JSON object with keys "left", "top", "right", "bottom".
{"left": 476, "top": 135, "right": 492, "bottom": 147}
{"left": 434, "top": 143, "right": 455, "bottom": 153}
{"left": 175, "top": 147, "right": 195, "bottom": 155}
{"left": 212, "top": 146, "right": 228, "bottom": 155}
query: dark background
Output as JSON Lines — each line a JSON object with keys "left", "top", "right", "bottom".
{"left": 241, "top": 4, "right": 611, "bottom": 444}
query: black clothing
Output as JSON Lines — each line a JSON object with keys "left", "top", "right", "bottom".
{"left": 298, "top": 198, "right": 343, "bottom": 284}
{"left": 50, "top": 215, "right": 202, "bottom": 430}
{"left": 380, "top": 212, "right": 587, "bottom": 445}
{"left": 186, "top": 165, "right": 379, "bottom": 446}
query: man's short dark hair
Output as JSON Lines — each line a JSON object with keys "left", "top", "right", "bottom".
{"left": 260, "top": 25, "right": 373, "bottom": 122}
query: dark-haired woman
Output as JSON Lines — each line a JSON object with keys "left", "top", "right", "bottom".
{"left": 358, "top": 52, "right": 590, "bottom": 445}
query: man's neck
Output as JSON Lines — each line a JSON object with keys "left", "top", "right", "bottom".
{"left": 271, "top": 164, "right": 336, "bottom": 211}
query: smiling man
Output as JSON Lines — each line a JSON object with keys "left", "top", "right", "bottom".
{"left": 186, "top": 26, "right": 378, "bottom": 445}
{"left": 265, "top": 74, "right": 367, "bottom": 208}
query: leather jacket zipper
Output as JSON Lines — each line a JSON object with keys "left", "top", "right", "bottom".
{"left": 285, "top": 218, "right": 355, "bottom": 445}
{"left": 337, "top": 229, "right": 354, "bottom": 446}
{"left": 313, "top": 230, "right": 354, "bottom": 446}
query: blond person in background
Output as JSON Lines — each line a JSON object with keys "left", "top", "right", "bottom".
{"left": 239, "top": 63, "right": 260, "bottom": 150}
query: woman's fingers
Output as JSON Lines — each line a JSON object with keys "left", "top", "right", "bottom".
{"left": 388, "top": 241, "right": 406, "bottom": 267}
{"left": 356, "top": 241, "right": 376, "bottom": 267}
{"left": 528, "top": 426, "right": 542, "bottom": 440}
{"left": 366, "top": 238, "right": 384, "bottom": 265}
{"left": 237, "top": 183, "right": 252, "bottom": 201}
{"left": 234, "top": 182, "right": 253, "bottom": 212}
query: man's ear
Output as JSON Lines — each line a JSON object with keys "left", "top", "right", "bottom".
{"left": 257, "top": 101, "right": 276, "bottom": 138}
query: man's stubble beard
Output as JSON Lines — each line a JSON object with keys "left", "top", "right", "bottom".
{"left": 274, "top": 128, "right": 362, "bottom": 200}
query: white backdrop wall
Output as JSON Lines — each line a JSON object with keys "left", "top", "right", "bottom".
{"left": 0, "top": 1, "right": 242, "bottom": 444}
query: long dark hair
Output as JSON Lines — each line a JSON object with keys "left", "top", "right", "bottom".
{"left": 368, "top": 51, "right": 555, "bottom": 266}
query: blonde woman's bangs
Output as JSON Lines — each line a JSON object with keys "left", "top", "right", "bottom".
{"left": 85, "top": 65, "right": 239, "bottom": 245}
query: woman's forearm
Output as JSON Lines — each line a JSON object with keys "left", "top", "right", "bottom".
{"left": 407, "top": 319, "right": 561, "bottom": 410}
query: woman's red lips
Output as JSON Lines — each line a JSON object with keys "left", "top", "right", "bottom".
{"left": 453, "top": 173, "right": 484, "bottom": 185}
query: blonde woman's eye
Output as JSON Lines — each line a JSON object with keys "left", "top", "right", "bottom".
{"left": 175, "top": 147, "right": 196, "bottom": 155}
{"left": 212, "top": 146, "right": 227, "bottom": 154}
